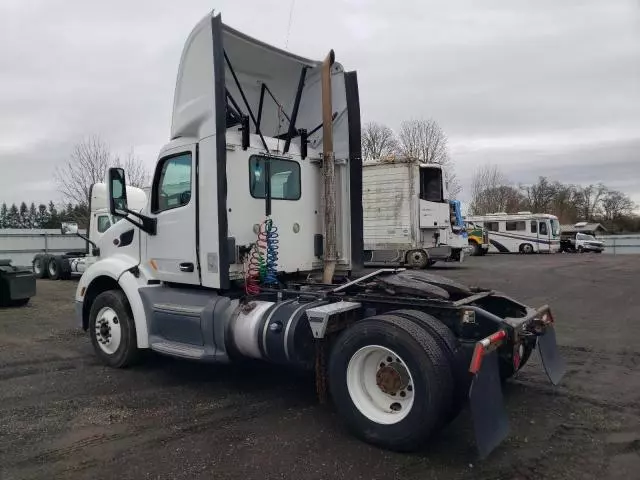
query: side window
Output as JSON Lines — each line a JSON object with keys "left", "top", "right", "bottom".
{"left": 97, "top": 215, "right": 111, "bottom": 233}
{"left": 419, "top": 167, "right": 444, "bottom": 202}
{"left": 539, "top": 221, "right": 548, "bottom": 235}
{"left": 530, "top": 221, "right": 537, "bottom": 234}
{"left": 506, "top": 221, "right": 526, "bottom": 231}
{"left": 152, "top": 153, "right": 192, "bottom": 213}
{"left": 486, "top": 222, "right": 499, "bottom": 232}
{"left": 249, "top": 156, "right": 301, "bottom": 201}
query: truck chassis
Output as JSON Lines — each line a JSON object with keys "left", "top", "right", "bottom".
{"left": 80, "top": 267, "right": 564, "bottom": 458}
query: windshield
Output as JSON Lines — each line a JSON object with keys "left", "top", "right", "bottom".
{"left": 577, "top": 233, "right": 596, "bottom": 241}
{"left": 550, "top": 218, "right": 560, "bottom": 236}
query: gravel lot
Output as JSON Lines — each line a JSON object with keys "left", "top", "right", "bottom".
{"left": 1, "top": 254, "right": 639, "bottom": 480}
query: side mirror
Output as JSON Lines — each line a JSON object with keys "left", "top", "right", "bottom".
{"left": 108, "top": 167, "right": 128, "bottom": 216}
{"left": 60, "top": 222, "right": 79, "bottom": 235}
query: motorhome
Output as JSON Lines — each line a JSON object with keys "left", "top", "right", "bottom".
{"left": 466, "top": 212, "right": 560, "bottom": 253}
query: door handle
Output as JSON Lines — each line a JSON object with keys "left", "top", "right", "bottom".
{"left": 179, "top": 262, "right": 194, "bottom": 272}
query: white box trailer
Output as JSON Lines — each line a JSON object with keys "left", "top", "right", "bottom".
{"left": 362, "top": 160, "right": 469, "bottom": 267}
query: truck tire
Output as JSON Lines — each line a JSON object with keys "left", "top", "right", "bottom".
{"left": 59, "top": 257, "right": 72, "bottom": 280}
{"left": 577, "top": 246, "right": 584, "bottom": 253}
{"left": 520, "top": 243, "right": 534, "bottom": 254}
{"left": 32, "top": 255, "right": 46, "bottom": 279}
{"left": 328, "top": 314, "right": 453, "bottom": 452}
{"left": 469, "top": 241, "right": 481, "bottom": 256}
{"left": 47, "top": 256, "right": 62, "bottom": 280}
{"left": 406, "top": 250, "right": 429, "bottom": 269}
{"left": 388, "top": 309, "right": 468, "bottom": 422}
{"left": 88, "top": 290, "right": 140, "bottom": 368}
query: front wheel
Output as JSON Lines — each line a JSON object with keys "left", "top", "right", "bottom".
{"left": 328, "top": 315, "right": 453, "bottom": 452}
{"left": 89, "top": 290, "right": 140, "bottom": 368}
{"left": 577, "top": 246, "right": 584, "bottom": 253}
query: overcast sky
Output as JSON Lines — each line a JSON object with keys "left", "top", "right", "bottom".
{"left": 1, "top": 0, "right": 639, "bottom": 208}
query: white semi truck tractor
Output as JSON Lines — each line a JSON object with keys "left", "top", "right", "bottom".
{"left": 362, "top": 159, "right": 470, "bottom": 268}
{"left": 74, "top": 11, "right": 565, "bottom": 458}
{"left": 32, "top": 183, "right": 147, "bottom": 280}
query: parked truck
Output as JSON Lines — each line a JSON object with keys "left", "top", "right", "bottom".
{"left": 73, "top": 12, "right": 565, "bottom": 458}
{"left": 33, "top": 183, "right": 147, "bottom": 280}
{"left": 363, "top": 159, "right": 469, "bottom": 268}
{"left": 466, "top": 220, "right": 490, "bottom": 256}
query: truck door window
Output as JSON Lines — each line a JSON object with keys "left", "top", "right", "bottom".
{"left": 539, "top": 221, "right": 548, "bottom": 235}
{"left": 152, "top": 153, "right": 192, "bottom": 213}
{"left": 419, "top": 168, "right": 443, "bottom": 202}
{"left": 249, "top": 156, "right": 301, "bottom": 201}
{"left": 530, "top": 221, "right": 537, "bottom": 234}
{"left": 97, "top": 215, "right": 111, "bottom": 233}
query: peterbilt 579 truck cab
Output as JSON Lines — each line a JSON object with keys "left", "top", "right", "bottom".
{"left": 74, "top": 11, "right": 565, "bottom": 458}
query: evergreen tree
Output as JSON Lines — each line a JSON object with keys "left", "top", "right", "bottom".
{"left": 0, "top": 203, "right": 7, "bottom": 229}
{"left": 29, "top": 202, "right": 37, "bottom": 228}
{"left": 19, "top": 202, "right": 29, "bottom": 228}
{"left": 37, "top": 204, "right": 49, "bottom": 229}
{"left": 46, "top": 201, "right": 59, "bottom": 229}
{"left": 6, "top": 203, "right": 20, "bottom": 228}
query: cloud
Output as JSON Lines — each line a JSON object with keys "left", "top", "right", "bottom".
{"left": 0, "top": 0, "right": 638, "bottom": 211}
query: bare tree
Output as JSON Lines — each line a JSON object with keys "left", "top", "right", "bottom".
{"left": 549, "top": 183, "right": 580, "bottom": 224}
{"left": 397, "top": 118, "right": 449, "bottom": 166}
{"left": 396, "top": 118, "right": 462, "bottom": 197}
{"left": 445, "top": 170, "right": 462, "bottom": 199}
{"left": 114, "top": 149, "right": 151, "bottom": 188}
{"left": 601, "top": 190, "right": 635, "bottom": 221}
{"left": 361, "top": 122, "right": 398, "bottom": 160}
{"left": 520, "top": 177, "right": 559, "bottom": 213}
{"left": 55, "top": 135, "right": 112, "bottom": 208}
{"left": 575, "top": 184, "right": 607, "bottom": 221}
{"left": 469, "top": 164, "right": 507, "bottom": 214}
{"left": 55, "top": 136, "right": 151, "bottom": 227}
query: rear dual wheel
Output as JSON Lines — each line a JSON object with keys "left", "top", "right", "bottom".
{"left": 406, "top": 250, "right": 429, "bottom": 269}
{"left": 328, "top": 313, "right": 455, "bottom": 452}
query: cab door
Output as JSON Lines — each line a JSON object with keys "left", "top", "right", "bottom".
{"left": 145, "top": 144, "right": 199, "bottom": 285}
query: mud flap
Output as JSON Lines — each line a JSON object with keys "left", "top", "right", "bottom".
{"left": 469, "top": 350, "right": 509, "bottom": 459}
{"left": 537, "top": 325, "right": 566, "bottom": 385}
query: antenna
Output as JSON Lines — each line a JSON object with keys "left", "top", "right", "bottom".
{"left": 284, "top": 0, "right": 296, "bottom": 49}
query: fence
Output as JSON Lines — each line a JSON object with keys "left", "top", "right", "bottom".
{"left": 600, "top": 235, "right": 640, "bottom": 255}
{"left": 0, "top": 229, "right": 88, "bottom": 267}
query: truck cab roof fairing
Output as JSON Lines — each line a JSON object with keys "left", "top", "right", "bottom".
{"left": 170, "top": 12, "right": 352, "bottom": 160}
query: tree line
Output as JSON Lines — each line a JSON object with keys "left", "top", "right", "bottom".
{"left": 469, "top": 164, "right": 639, "bottom": 233}
{"left": 361, "top": 119, "right": 461, "bottom": 198}
{"left": 0, "top": 201, "right": 87, "bottom": 229}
